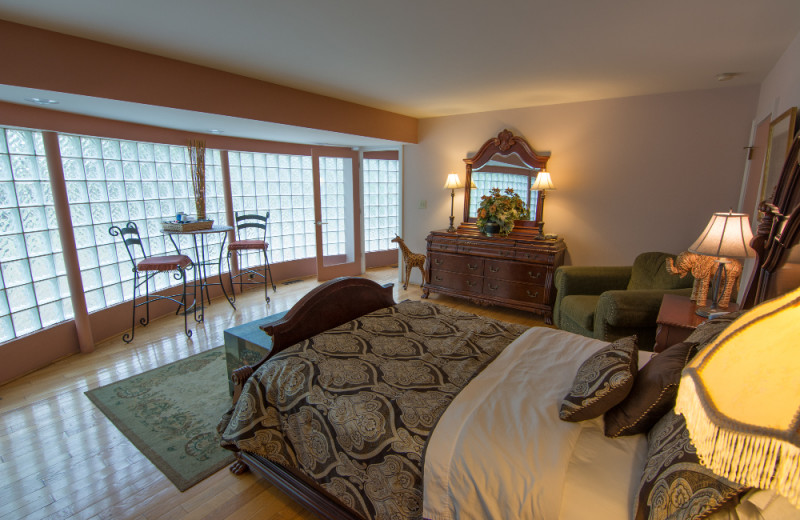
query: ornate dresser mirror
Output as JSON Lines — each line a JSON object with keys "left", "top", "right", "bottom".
{"left": 461, "top": 129, "right": 551, "bottom": 234}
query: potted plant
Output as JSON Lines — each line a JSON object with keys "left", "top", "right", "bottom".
{"left": 476, "top": 187, "right": 529, "bottom": 236}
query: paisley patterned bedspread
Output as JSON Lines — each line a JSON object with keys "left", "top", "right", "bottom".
{"left": 218, "top": 300, "right": 528, "bottom": 520}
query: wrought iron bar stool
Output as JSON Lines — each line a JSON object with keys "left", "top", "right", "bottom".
{"left": 226, "top": 212, "right": 276, "bottom": 303}
{"left": 109, "top": 221, "right": 195, "bottom": 343}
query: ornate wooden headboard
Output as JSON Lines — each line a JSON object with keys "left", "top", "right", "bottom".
{"left": 742, "top": 133, "right": 800, "bottom": 308}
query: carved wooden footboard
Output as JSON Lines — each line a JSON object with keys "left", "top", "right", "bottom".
{"left": 227, "top": 276, "right": 395, "bottom": 520}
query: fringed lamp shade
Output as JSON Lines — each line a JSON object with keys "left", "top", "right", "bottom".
{"left": 675, "top": 285, "right": 800, "bottom": 508}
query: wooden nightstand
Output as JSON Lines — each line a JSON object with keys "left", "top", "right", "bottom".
{"left": 653, "top": 294, "right": 739, "bottom": 352}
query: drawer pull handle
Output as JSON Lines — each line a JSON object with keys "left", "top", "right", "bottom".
{"left": 489, "top": 266, "right": 499, "bottom": 272}
{"left": 488, "top": 284, "right": 498, "bottom": 291}
{"left": 434, "top": 275, "right": 443, "bottom": 281}
{"left": 467, "top": 263, "right": 478, "bottom": 270}
{"left": 528, "top": 271, "right": 541, "bottom": 279}
{"left": 466, "top": 280, "right": 476, "bottom": 287}
{"left": 434, "top": 258, "right": 442, "bottom": 265}
{"left": 526, "top": 253, "right": 531, "bottom": 259}
{"left": 526, "top": 290, "right": 539, "bottom": 298}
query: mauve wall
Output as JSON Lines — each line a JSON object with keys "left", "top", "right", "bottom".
{"left": 754, "top": 31, "right": 800, "bottom": 126}
{"left": 401, "top": 86, "right": 759, "bottom": 284}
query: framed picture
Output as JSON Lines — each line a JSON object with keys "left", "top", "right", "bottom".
{"left": 760, "top": 107, "right": 798, "bottom": 204}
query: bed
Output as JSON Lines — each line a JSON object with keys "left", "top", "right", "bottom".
{"left": 219, "top": 134, "right": 800, "bottom": 520}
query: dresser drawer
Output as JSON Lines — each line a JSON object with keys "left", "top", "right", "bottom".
{"left": 484, "top": 259, "right": 547, "bottom": 285}
{"left": 429, "top": 252, "right": 484, "bottom": 275}
{"left": 429, "top": 269, "right": 483, "bottom": 294}
{"left": 428, "top": 238, "right": 460, "bottom": 253}
{"left": 514, "top": 249, "right": 552, "bottom": 263}
{"left": 482, "top": 279, "right": 545, "bottom": 304}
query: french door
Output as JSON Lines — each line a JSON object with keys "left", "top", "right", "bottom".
{"left": 312, "top": 148, "right": 362, "bottom": 281}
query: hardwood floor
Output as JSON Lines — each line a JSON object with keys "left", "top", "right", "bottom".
{"left": 0, "top": 267, "right": 547, "bottom": 520}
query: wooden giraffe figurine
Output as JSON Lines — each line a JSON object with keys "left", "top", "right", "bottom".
{"left": 391, "top": 235, "right": 427, "bottom": 290}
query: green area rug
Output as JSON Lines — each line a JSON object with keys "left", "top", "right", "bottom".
{"left": 85, "top": 347, "right": 234, "bottom": 491}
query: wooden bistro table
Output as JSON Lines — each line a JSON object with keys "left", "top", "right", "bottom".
{"left": 653, "top": 293, "right": 739, "bottom": 352}
{"left": 163, "top": 223, "right": 236, "bottom": 320}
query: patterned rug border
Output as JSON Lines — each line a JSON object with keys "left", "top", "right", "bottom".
{"left": 85, "top": 346, "right": 234, "bottom": 491}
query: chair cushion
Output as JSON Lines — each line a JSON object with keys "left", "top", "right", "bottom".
{"left": 628, "top": 252, "right": 691, "bottom": 291}
{"left": 229, "top": 240, "right": 268, "bottom": 251}
{"left": 137, "top": 255, "right": 192, "bottom": 271}
{"left": 560, "top": 295, "right": 600, "bottom": 331}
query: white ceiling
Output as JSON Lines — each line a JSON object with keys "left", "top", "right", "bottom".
{"left": 0, "top": 0, "right": 799, "bottom": 146}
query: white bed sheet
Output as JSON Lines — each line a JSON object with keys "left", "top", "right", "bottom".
{"left": 423, "top": 327, "right": 651, "bottom": 520}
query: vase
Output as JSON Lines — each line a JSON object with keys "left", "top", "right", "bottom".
{"left": 482, "top": 221, "right": 501, "bottom": 237}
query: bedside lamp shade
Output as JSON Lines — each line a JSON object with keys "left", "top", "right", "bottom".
{"left": 675, "top": 285, "right": 800, "bottom": 508}
{"left": 530, "top": 170, "right": 555, "bottom": 191}
{"left": 688, "top": 210, "right": 754, "bottom": 258}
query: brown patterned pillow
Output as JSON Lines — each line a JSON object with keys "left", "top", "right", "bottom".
{"left": 559, "top": 336, "right": 638, "bottom": 422}
{"left": 603, "top": 341, "right": 696, "bottom": 437}
{"left": 634, "top": 410, "right": 744, "bottom": 520}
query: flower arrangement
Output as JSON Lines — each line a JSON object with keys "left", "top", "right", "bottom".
{"left": 476, "top": 187, "right": 529, "bottom": 236}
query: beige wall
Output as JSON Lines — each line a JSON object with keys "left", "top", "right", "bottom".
{"left": 402, "top": 85, "right": 759, "bottom": 283}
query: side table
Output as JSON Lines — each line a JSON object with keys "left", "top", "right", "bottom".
{"left": 653, "top": 294, "right": 739, "bottom": 353}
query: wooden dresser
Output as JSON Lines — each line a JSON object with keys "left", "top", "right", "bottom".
{"left": 422, "top": 228, "right": 566, "bottom": 324}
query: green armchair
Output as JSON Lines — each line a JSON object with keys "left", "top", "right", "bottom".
{"left": 553, "top": 252, "right": 695, "bottom": 350}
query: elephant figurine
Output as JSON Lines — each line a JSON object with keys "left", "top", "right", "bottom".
{"left": 715, "top": 259, "right": 743, "bottom": 309}
{"left": 665, "top": 251, "right": 718, "bottom": 306}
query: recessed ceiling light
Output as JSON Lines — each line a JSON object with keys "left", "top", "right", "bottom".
{"left": 24, "top": 97, "right": 59, "bottom": 106}
{"left": 208, "top": 129, "right": 224, "bottom": 134}
{"left": 716, "top": 72, "right": 741, "bottom": 82}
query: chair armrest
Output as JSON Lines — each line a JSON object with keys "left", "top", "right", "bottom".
{"left": 553, "top": 266, "right": 633, "bottom": 329}
{"left": 596, "top": 288, "right": 693, "bottom": 328}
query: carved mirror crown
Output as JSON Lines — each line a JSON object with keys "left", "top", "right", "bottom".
{"left": 462, "top": 129, "right": 551, "bottom": 229}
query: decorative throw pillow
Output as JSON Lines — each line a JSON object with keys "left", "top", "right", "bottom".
{"left": 559, "top": 335, "right": 638, "bottom": 422}
{"left": 604, "top": 341, "right": 696, "bottom": 437}
{"left": 634, "top": 410, "right": 744, "bottom": 520}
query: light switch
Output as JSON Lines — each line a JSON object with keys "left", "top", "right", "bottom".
{"left": 418, "top": 199, "right": 427, "bottom": 209}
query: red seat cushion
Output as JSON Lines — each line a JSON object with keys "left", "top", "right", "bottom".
{"left": 228, "top": 240, "right": 268, "bottom": 251}
{"left": 137, "top": 255, "right": 192, "bottom": 272}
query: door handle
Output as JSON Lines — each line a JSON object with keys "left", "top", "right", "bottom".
{"left": 315, "top": 221, "right": 328, "bottom": 226}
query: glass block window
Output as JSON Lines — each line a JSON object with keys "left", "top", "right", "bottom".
{"left": 0, "top": 128, "right": 73, "bottom": 342}
{"left": 469, "top": 172, "right": 534, "bottom": 219}
{"left": 228, "top": 151, "right": 315, "bottom": 265}
{"left": 363, "top": 157, "right": 399, "bottom": 252}
{"left": 58, "top": 134, "right": 224, "bottom": 313}
{"left": 319, "top": 157, "right": 346, "bottom": 257}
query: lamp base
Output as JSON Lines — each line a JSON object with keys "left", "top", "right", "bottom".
{"left": 695, "top": 305, "right": 732, "bottom": 319}
{"left": 447, "top": 215, "right": 456, "bottom": 233}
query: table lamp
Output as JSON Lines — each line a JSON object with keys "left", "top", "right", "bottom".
{"left": 688, "top": 210, "right": 753, "bottom": 316}
{"left": 676, "top": 284, "right": 800, "bottom": 509}
{"left": 443, "top": 173, "right": 464, "bottom": 232}
{"left": 530, "top": 170, "right": 555, "bottom": 239}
